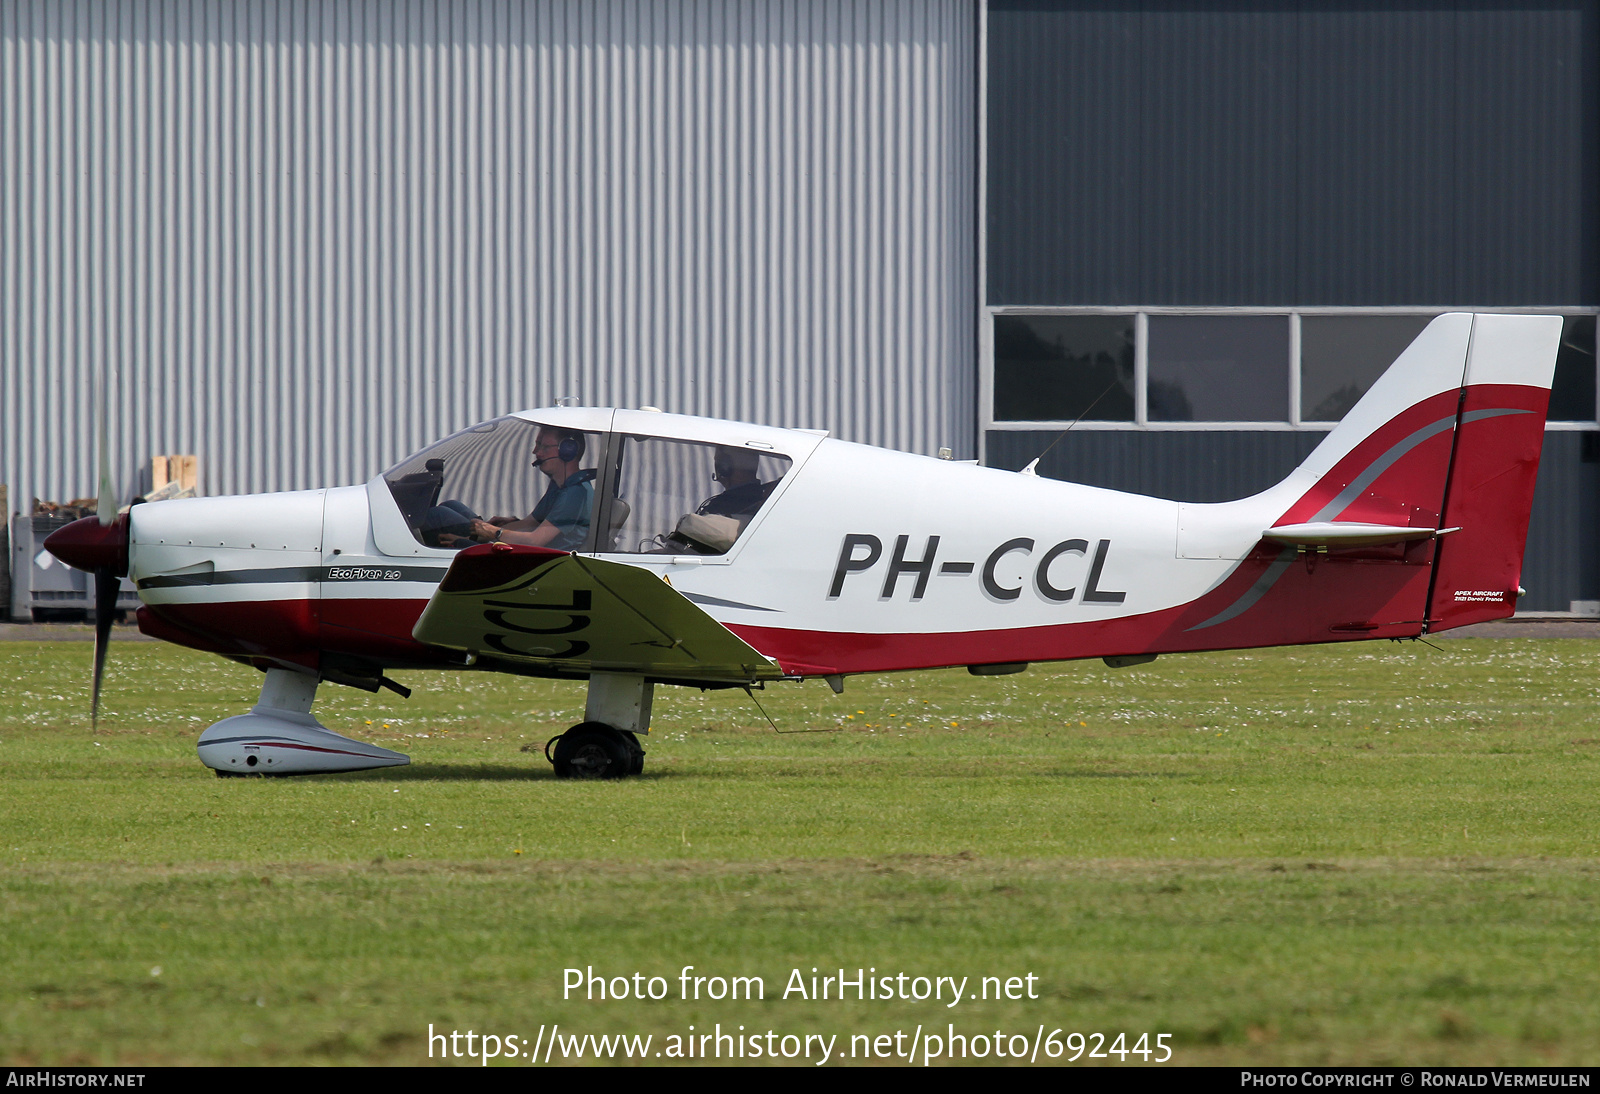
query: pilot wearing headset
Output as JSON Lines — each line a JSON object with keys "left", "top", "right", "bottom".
{"left": 465, "top": 427, "right": 595, "bottom": 550}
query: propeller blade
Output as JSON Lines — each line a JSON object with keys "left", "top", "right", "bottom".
{"left": 89, "top": 371, "right": 123, "bottom": 722}
{"left": 96, "top": 380, "right": 116, "bottom": 525}
{"left": 91, "top": 567, "right": 120, "bottom": 727}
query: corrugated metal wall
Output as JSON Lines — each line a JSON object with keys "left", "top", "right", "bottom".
{"left": 986, "top": 0, "right": 1598, "bottom": 306}
{"left": 1, "top": 0, "right": 976, "bottom": 511}
{"left": 986, "top": 428, "right": 1600, "bottom": 612}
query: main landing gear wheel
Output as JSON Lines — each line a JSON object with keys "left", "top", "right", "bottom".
{"left": 621, "top": 731, "right": 645, "bottom": 776}
{"left": 548, "top": 722, "right": 644, "bottom": 779}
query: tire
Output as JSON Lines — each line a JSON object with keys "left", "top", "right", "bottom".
{"left": 622, "top": 731, "right": 646, "bottom": 776}
{"left": 551, "top": 723, "right": 633, "bottom": 779}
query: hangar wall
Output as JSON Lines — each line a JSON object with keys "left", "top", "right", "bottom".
{"left": 986, "top": 1, "right": 1597, "bottom": 307}
{"left": 982, "top": 0, "right": 1600, "bottom": 613}
{"left": 0, "top": 0, "right": 977, "bottom": 515}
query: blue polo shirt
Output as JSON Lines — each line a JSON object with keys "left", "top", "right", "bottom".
{"left": 530, "top": 468, "right": 596, "bottom": 550}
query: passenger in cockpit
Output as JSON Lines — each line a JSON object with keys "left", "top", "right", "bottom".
{"left": 655, "top": 445, "right": 778, "bottom": 555}
{"left": 696, "top": 446, "right": 774, "bottom": 521}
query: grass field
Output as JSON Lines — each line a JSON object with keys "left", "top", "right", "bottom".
{"left": 2, "top": 636, "right": 1599, "bottom": 1066}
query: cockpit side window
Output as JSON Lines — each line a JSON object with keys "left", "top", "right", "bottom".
{"left": 604, "top": 436, "right": 791, "bottom": 555}
{"left": 382, "top": 417, "right": 604, "bottom": 551}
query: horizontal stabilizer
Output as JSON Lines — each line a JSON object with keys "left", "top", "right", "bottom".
{"left": 1263, "top": 522, "right": 1458, "bottom": 548}
{"left": 413, "top": 544, "right": 782, "bottom": 684}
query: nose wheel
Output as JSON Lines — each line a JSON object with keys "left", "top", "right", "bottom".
{"left": 548, "top": 722, "right": 645, "bottom": 779}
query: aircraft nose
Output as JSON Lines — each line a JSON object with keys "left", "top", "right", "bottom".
{"left": 44, "top": 514, "right": 130, "bottom": 576}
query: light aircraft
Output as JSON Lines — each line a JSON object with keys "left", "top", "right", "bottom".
{"left": 44, "top": 313, "right": 1561, "bottom": 779}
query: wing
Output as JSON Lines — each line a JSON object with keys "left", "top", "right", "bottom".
{"left": 412, "top": 543, "right": 783, "bottom": 684}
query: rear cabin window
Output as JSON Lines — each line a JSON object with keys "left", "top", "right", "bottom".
{"left": 605, "top": 436, "right": 790, "bottom": 555}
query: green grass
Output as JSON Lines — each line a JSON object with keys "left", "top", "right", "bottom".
{"left": 3, "top": 638, "right": 1600, "bottom": 1065}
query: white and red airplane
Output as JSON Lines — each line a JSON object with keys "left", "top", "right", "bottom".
{"left": 44, "top": 312, "right": 1561, "bottom": 779}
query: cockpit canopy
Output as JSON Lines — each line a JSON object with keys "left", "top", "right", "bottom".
{"left": 382, "top": 413, "right": 794, "bottom": 556}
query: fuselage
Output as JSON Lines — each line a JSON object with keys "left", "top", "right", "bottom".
{"left": 125, "top": 404, "right": 1466, "bottom": 681}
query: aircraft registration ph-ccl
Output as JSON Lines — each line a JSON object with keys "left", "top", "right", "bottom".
{"left": 45, "top": 313, "right": 1562, "bottom": 779}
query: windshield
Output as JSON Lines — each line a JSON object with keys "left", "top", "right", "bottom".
{"left": 382, "top": 417, "right": 604, "bottom": 550}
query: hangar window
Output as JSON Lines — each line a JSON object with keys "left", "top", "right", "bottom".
{"left": 993, "top": 315, "right": 1134, "bottom": 422}
{"left": 1550, "top": 316, "right": 1598, "bottom": 422}
{"left": 1146, "top": 316, "right": 1288, "bottom": 422}
{"left": 987, "top": 309, "right": 1600, "bottom": 432}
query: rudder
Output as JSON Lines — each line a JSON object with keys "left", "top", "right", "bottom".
{"left": 1425, "top": 314, "right": 1562, "bottom": 630}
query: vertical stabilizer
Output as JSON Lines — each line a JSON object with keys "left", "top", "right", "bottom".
{"left": 1194, "top": 313, "right": 1564, "bottom": 647}
{"left": 1270, "top": 314, "right": 1473, "bottom": 528}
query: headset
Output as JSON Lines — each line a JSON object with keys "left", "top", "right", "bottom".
{"left": 534, "top": 430, "right": 585, "bottom": 469}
